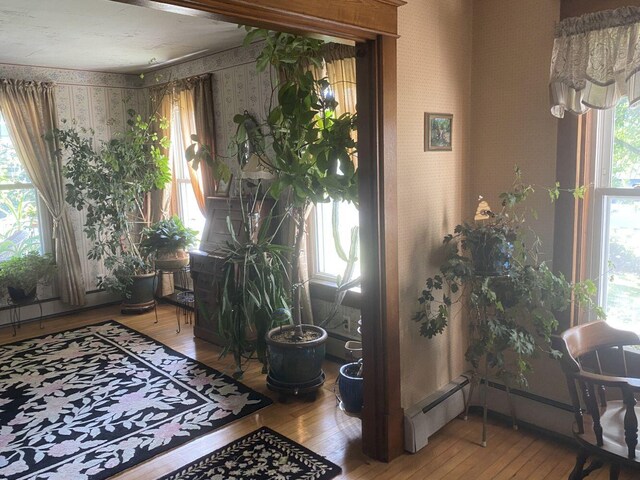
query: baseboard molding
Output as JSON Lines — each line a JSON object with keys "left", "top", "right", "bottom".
{"left": 404, "top": 375, "right": 577, "bottom": 453}
{"left": 404, "top": 375, "right": 471, "bottom": 453}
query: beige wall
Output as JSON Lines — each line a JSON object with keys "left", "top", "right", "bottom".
{"left": 471, "top": 0, "right": 566, "bottom": 402}
{"left": 398, "top": 0, "right": 565, "bottom": 410}
{"left": 471, "top": 0, "right": 560, "bottom": 259}
{"left": 397, "top": 0, "right": 473, "bottom": 409}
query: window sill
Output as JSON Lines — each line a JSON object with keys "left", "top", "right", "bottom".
{"left": 309, "top": 278, "right": 361, "bottom": 310}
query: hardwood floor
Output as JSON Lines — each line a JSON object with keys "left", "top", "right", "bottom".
{"left": 1, "top": 303, "right": 636, "bottom": 479}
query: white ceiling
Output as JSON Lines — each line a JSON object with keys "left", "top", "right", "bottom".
{"left": 0, "top": 0, "right": 246, "bottom": 74}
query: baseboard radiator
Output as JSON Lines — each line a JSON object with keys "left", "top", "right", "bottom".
{"left": 404, "top": 375, "right": 470, "bottom": 453}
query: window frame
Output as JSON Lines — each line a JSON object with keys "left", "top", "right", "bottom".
{"left": 587, "top": 105, "right": 640, "bottom": 324}
{"left": 0, "top": 114, "right": 52, "bottom": 258}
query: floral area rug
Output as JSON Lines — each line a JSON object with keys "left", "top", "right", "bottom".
{"left": 0, "top": 320, "right": 272, "bottom": 480}
{"left": 159, "top": 427, "right": 342, "bottom": 480}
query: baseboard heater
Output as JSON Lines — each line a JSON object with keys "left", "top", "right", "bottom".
{"left": 404, "top": 375, "right": 470, "bottom": 453}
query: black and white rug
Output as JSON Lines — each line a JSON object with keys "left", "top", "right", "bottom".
{"left": 160, "top": 427, "right": 342, "bottom": 480}
{"left": 0, "top": 320, "right": 272, "bottom": 480}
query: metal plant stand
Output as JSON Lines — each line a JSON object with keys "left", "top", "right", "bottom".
{"left": 7, "top": 295, "right": 44, "bottom": 336}
{"left": 464, "top": 367, "right": 519, "bottom": 447}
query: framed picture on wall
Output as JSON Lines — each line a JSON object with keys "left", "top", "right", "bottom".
{"left": 425, "top": 113, "right": 453, "bottom": 151}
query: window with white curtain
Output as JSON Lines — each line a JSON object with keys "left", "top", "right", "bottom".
{"left": 0, "top": 114, "right": 45, "bottom": 260}
{"left": 589, "top": 98, "right": 640, "bottom": 332}
{"left": 169, "top": 105, "right": 205, "bottom": 240}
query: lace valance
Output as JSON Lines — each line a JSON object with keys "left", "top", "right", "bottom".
{"left": 549, "top": 7, "right": 640, "bottom": 118}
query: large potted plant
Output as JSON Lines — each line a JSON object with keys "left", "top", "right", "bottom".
{"left": 0, "top": 251, "right": 57, "bottom": 303}
{"left": 53, "top": 110, "right": 170, "bottom": 312}
{"left": 141, "top": 216, "right": 198, "bottom": 271}
{"left": 241, "top": 30, "right": 357, "bottom": 392}
{"left": 188, "top": 30, "right": 358, "bottom": 393}
{"left": 413, "top": 170, "right": 603, "bottom": 387}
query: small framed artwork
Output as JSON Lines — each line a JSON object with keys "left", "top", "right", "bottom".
{"left": 213, "top": 174, "right": 233, "bottom": 197}
{"left": 425, "top": 113, "right": 453, "bottom": 151}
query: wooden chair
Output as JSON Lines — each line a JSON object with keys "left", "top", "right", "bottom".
{"left": 553, "top": 321, "right": 640, "bottom": 479}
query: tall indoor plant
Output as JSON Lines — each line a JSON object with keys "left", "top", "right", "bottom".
{"left": 240, "top": 30, "right": 357, "bottom": 391}
{"left": 413, "top": 170, "right": 603, "bottom": 387}
{"left": 53, "top": 110, "right": 170, "bottom": 311}
{"left": 189, "top": 29, "right": 358, "bottom": 391}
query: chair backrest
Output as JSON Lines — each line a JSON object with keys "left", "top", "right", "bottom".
{"left": 554, "top": 321, "right": 640, "bottom": 377}
{"left": 553, "top": 321, "right": 640, "bottom": 460}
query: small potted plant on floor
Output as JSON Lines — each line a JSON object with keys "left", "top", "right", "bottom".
{"left": 141, "top": 216, "right": 198, "bottom": 271}
{"left": 52, "top": 109, "right": 170, "bottom": 312}
{"left": 0, "top": 251, "right": 57, "bottom": 302}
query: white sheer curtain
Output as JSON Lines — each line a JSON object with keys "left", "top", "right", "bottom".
{"left": 0, "top": 79, "right": 86, "bottom": 305}
{"left": 550, "top": 7, "right": 640, "bottom": 118}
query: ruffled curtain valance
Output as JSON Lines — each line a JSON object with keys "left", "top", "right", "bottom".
{"left": 549, "top": 6, "right": 640, "bottom": 118}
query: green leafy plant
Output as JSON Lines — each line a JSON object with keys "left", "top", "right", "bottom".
{"left": 0, "top": 251, "right": 56, "bottom": 295}
{"left": 215, "top": 199, "right": 291, "bottom": 377}
{"left": 52, "top": 109, "right": 170, "bottom": 296}
{"left": 141, "top": 216, "right": 198, "bottom": 256}
{"left": 227, "top": 30, "right": 358, "bottom": 337}
{"left": 413, "top": 170, "right": 605, "bottom": 386}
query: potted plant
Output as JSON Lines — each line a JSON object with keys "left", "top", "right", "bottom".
{"left": 338, "top": 359, "right": 363, "bottom": 414}
{"left": 243, "top": 30, "right": 357, "bottom": 392}
{"left": 0, "top": 251, "right": 57, "bottom": 302}
{"left": 215, "top": 202, "right": 291, "bottom": 378}
{"left": 141, "top": 216, "right": 198, "bottom": 271}
{"left": 52, "top": 109, "right": 170, "bottom": 312}
{"left": 188, "top": 29, "right": 358, "bottom": 393}
{"left": 413, "top": 169, "right": 603, "bottom": 387}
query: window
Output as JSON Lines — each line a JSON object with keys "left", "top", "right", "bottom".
{"left": 169, "top": 105, "right": 205, "bottom": 240}
{"left": 312, "top": 200, "right": 360, "bottom": 283}
{"left": 590, "top": 98, "right": 640, "bottom": 332}
{"left": 0, "top": 114, "right": 44, "bottom": 260}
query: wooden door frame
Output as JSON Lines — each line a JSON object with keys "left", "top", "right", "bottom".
{"left": 113, "top": 0, "right": 405, "bottom": 461}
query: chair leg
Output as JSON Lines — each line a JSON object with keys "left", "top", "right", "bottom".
{"left": 609, "top": 463, "right": 620, "bottom": 480}
{"left": 569, "top": 450, "right": 589, "bottom": 480}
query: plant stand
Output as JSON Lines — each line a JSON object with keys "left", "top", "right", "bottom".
{"left": 266, "top": 371, "right": 325, "bottom": 399}
{"left": 463, "top": 369, "right": 519, "bottom": 447}
{"left": 7, "top": 295, "right": 44, "bottom": 336}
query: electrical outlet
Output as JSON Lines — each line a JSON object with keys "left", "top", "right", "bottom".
{"left": 341, "top": 315, "right": 350, "bottom": 333}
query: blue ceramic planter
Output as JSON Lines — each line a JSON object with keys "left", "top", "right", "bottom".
{"left": 338, "top": 362, "right": 363, "bottom": 413}
{"left": 266, "top": 325, "right": 327, "bottom": 385}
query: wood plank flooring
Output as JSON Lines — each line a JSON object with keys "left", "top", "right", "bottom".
{"left": 1, "top": 303, "right": 636, "bottom": 479}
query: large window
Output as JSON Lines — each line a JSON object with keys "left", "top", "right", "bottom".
{"left": 0, "top": 115, "right": 43, "bottom": 260}
{"left": 590, "top": 99, "right": 640, "bottom": 332}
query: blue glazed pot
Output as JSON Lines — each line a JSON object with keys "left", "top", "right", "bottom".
{"left": 266, "top": 325, "right": 327, "bottom": 385}
{"left": 339, "top": 362, "right": 363, "bottom": 413}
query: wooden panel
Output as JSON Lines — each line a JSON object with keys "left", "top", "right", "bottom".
{"left": 115, "top": 0, "right": 404, "bottom": 41}
{"left": 561, "top": 0, "right": 640, "bottom": 19}
{"left": 357, "top": 36, "right": 404, "bottom": 462}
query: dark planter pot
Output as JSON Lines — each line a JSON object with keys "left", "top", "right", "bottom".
{"left": 121, "top": 273, "right": 157, "bottom": 314}
{"left": 266, "top": 324, "right": 327, "bottom": 386}
{"left": 469, "top": 240, "right": 513, "bottom": 277}
{"left": 8, "top": 285, "right": 36, "bottom": 303}
{"left": 338, "top": 362, "right": 363, "bottom": 414}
